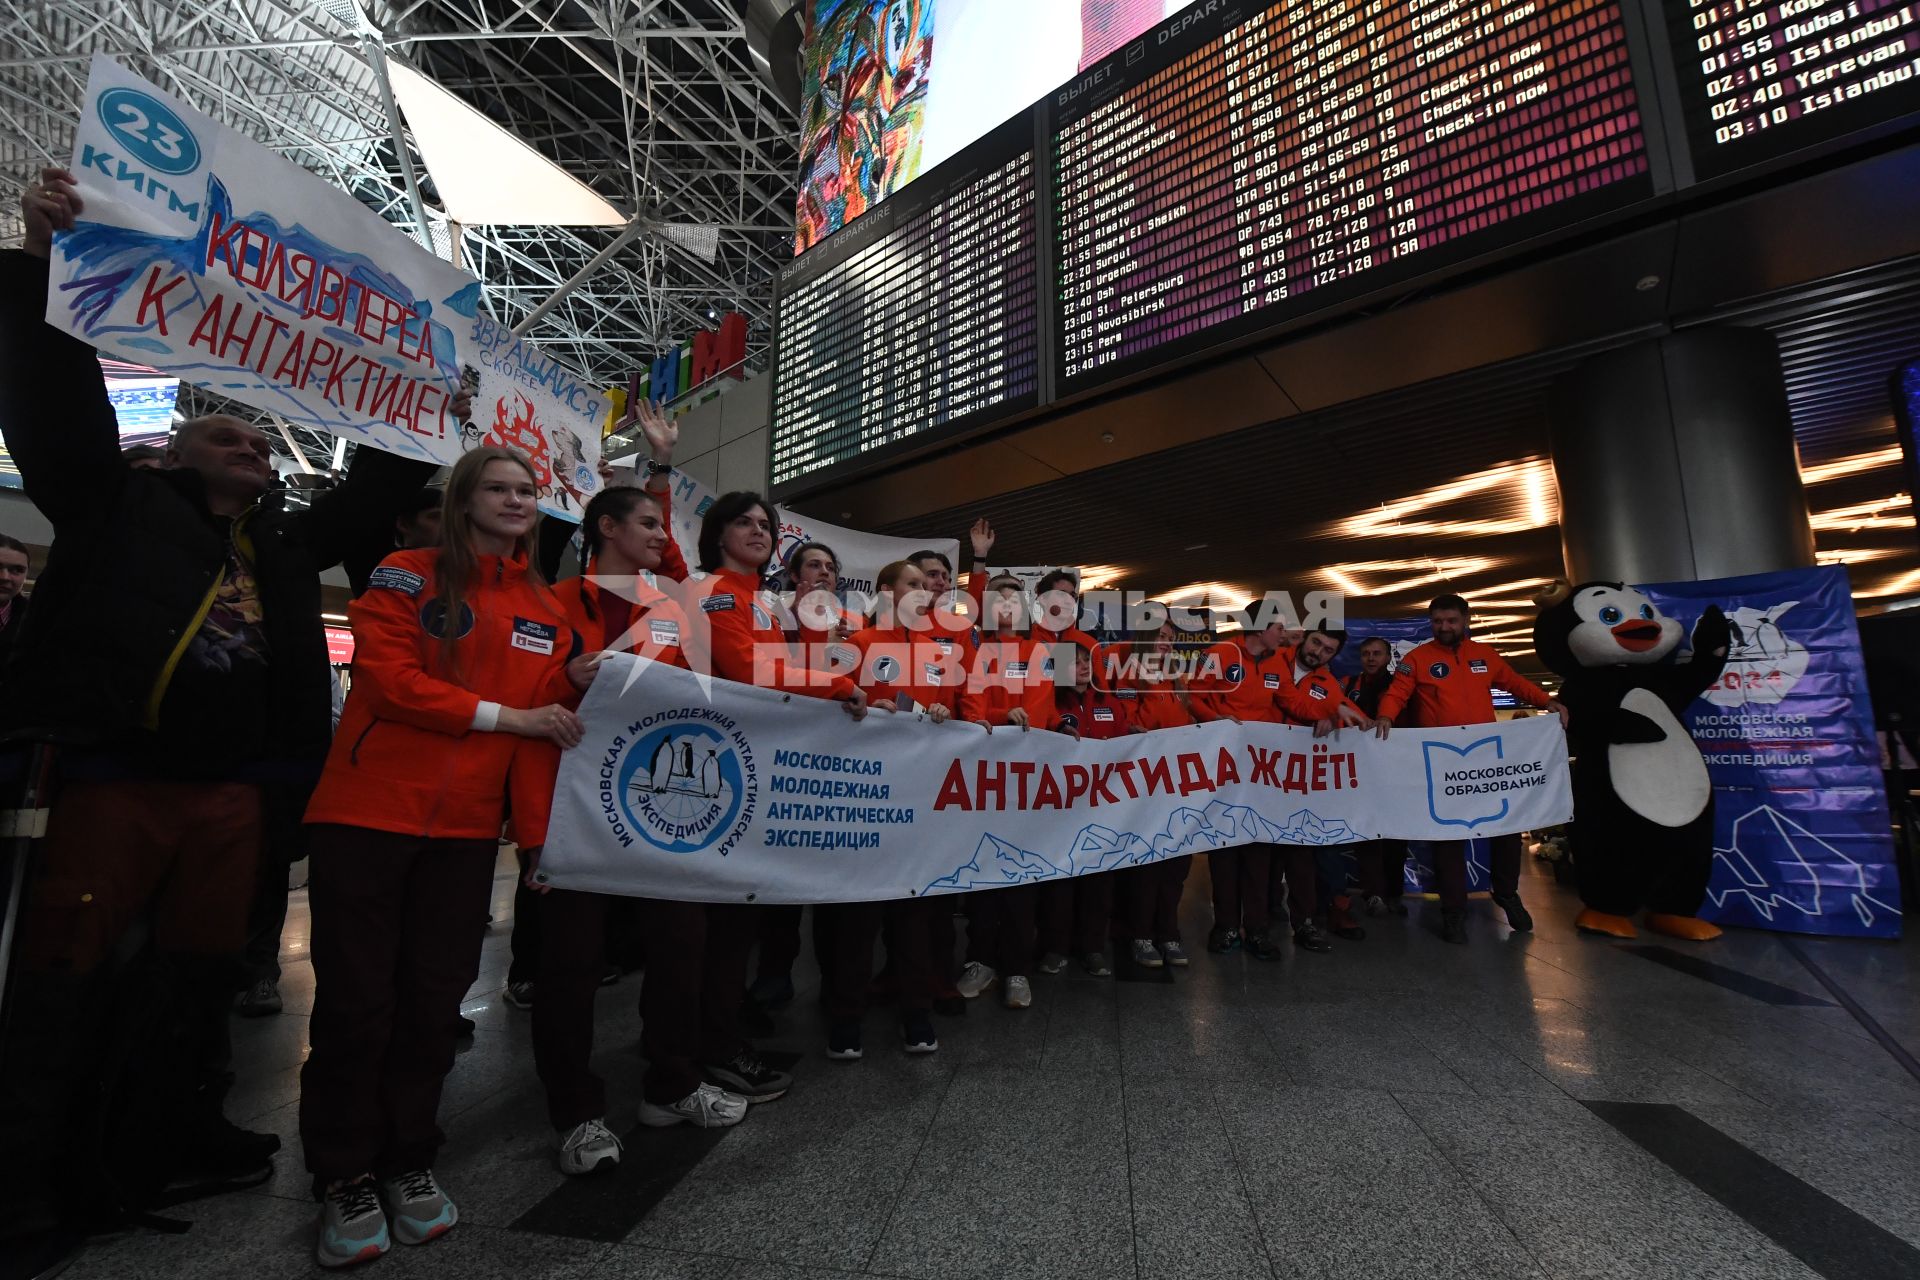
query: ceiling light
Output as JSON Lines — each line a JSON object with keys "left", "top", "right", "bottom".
{"left": 1319, "top": 557, "right": 1501, "bottom": 598}
{"left": 1857, "top": 567, "right": 1920, "bottom": 598}
{"left": 1158, "top": 581, "right": 1255, "bottom": 610}
{"left": 1328, "top": 458, "right": 1558, "bottom": 539}
{"left": 1075, "top": 564, "right": 1128, "bottom": 591}
{"left": 1801, "top": 444, "right": 1904, "bottom": 486}
{"left": 386, "top": 61, "right": 625, "bottom": 226}
{"left": 1815, "top": 546, "right": 1903, "bottom": 566}
{"left": 1808, "top": 495, "right": 1916, "bottom": 533}
{"left": 321, "top": 612, "right": 349, "bottom": 622}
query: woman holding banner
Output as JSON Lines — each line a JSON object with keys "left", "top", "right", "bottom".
{"left": 299, "top": 447, "right": 595, "bottom": 1269}
{"left": 954, "top": 574, "right": 1066, "bottom": 1011}
{"left": 521, "top": 468, "right": 784, "bottom": 1181}
{"left": 822, "top": 559, "right": 962, "bottom": 1060}
{"left": 687, "top": 494, "right": 868, "bottom": 1094}
{"left": 1113, "top": 614, "right": 1199, "bottom": 968}
{"left": 747, "top": 538, "right": 855, "bottom": 1019}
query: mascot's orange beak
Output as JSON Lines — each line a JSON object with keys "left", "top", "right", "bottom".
{"left": 1611, "top": 619, "right": 1663, "bottom": 652}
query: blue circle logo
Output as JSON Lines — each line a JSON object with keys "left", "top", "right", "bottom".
{"left": 616, "top": 722, "right": 746, "bottom": 854}
{"left": 98, "top": 88, "right": 201, "bottom": 175}
{"left": 1429, "top": 661, "right": 1451, "bottom": 678}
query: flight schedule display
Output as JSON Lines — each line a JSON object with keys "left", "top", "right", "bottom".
{"left": 770, "top": 118, "right": 1040, "bottom": 490}
{"left": 1051, "top": 0, "right": 1654, "bottom": 388}
{"left": 1667, "top": 0, "right": 1920, "bottom": 179}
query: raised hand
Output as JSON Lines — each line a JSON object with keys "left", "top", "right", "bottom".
{"left": 20, "top": 167, "right": 82, "bottom": 259}
{"left": 969, "top": 517, "right": 996, "bottom": 561}
{"left": 636, "top": 397, "right": 677, "bottom": 463}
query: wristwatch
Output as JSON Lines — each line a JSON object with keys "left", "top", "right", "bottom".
{"left": 644, "top": 459, "right": 673, "bottom": 477}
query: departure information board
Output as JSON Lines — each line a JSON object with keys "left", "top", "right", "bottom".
{"left": 1051, "top": 0, "right": 1653, "bottom": 389}
{"left": 1667, "top": 0, "right": 1920, "bottom": 179}
{"left": 770, "top": 117, "right": 1040, "bottom": 489}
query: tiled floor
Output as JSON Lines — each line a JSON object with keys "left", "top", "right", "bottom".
{"left": 58, "top": 853, "right": 1920, "bottom": 1280}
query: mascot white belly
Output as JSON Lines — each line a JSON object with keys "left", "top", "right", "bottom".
{"left": 1608, "top": 687, "right": 1712, "bottom": 828}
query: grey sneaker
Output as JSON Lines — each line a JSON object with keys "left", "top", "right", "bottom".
{"left": 639, "top": 1082, "right": 748, "bottom": 1128}
{"left": 1003, "top": 975, "right": 1033, "bottom": 1009}
{"left": 555, "top": 1118, "right": 623, "bottom": 1176}
{"left": 955, "top": 961, "right": 998, "bottom": 999}
{"left": 1129, "top": 939, "right": 1163, "bottom": 968}
{"left": 379, "top": 1168, "right": 456, "bottom": 1246}
{"left": 316, "top": 1178, "right": 389, "bottom": 1269}
{"left": 235, "top": 977, "right": 282, "bottom": 1018}
{"left": 1036, "top": 952, "right": 1069, "bottom": 975}
{"left": 1160, "top": 940, "right": 1190, "bottom": 967}
{"left": 1081, "top": 951, "right": 1112, "bottom": 977}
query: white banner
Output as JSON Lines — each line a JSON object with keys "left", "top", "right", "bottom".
{"left": 653, "top": 468, "right": 958, "bottom": 600}
{"left": 48, "top": 57, "right": 478, "bottom": 462}
{"left": 471, "top": 316, "right": 606, "bottom": 521}
{"left": 537, "top": 657, "right": 1574, "bottom": 904}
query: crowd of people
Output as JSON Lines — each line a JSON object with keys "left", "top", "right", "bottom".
{"left": 0, "top": 169, "right": 1567, "bottom": 1271}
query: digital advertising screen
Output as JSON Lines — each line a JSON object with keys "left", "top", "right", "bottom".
{"left": 1664, "top": 0, "right": 1920, "bottom": 181}
{"left": 772, "top": 116, "right": 1041, "bottom": 490}
{"left": 794, "top": 0, "right": 1197, "bottom": 253}
{"left": 101, "top": 357, "right": 181, "bottom": 447}
{"left": 1050, "top": 0, "right": 1656, "bottom": 391}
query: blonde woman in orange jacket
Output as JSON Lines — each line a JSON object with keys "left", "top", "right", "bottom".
{"left": 299, "top": 447, "right": 597, "bottom": 1269}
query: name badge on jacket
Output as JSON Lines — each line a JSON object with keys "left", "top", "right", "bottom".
{"left": 512, "top": 617, "right": 558, "bottom": 655}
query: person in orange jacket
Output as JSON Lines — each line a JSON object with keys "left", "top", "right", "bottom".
{"left": 1186, "top": 599, "right": 1295, "bottom": 959}
{"left": 822, "top": 559, "right": 962, "bottom": 1062}
{"left": 692, "top": 491, "right": 869, "bottom": 713}
{"left": 1268, "top": 624, "right": 1386, "bottom": 953}
{"left": 1112, "top": 612, "right": 1201, "bottom": 968}
{"left": 1039, "top": 633, "right": 1134, "bottom": 976}
{"left": 1375, "top": 592, "right": 1569, "bottom": 945}
{"left": 519, "top": 461, "right": 769, "bottom": 1183}
{"left": 747, "top": 538, "right": 856, "bottom": 1017}
{"left": 299, "top": 447, "right": 598, "bottom": 1268}
{"left": 954, "top": 574, "right": 1065, "bottom": 1011}
{"left": 905, "top": 528, "right": 989, "bottom": 1014}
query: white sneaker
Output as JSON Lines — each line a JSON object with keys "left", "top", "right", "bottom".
{"left": 1003, "top": 975, "right": 1033, "bottom": 1009}
{"left": 639, "top": 1082, "right": 748, "bottom": 1129}
{"left": 555, "top": 1118, "right": 623, "bottom": 1176}
{"left": 955, "top": 961, "right": 997, "bottom": 999}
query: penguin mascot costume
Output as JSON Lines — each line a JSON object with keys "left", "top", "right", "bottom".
{"left": 1533, "top": 582, "right": 1731, "bottom": 940}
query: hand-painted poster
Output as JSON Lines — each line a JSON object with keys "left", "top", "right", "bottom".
{"left": 46, "top": 56, "right": 480, "bottom": 464}
{"left": 470, "top": 316, "right": 606, "bottom": 521}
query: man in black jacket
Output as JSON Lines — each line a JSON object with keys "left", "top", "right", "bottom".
{"left": 0, "top": 168, "right": 441, "bottom": 1242}
{"left": 0, "top": 534, "right": 29, "bottom": 670}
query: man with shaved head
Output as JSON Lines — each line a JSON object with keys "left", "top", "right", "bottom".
{"left": 0, "top": 168, "right": 444, "bottom": 1247}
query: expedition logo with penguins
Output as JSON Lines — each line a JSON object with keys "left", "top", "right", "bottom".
{"left": 602, "top": 708, "right": 757, "bottom": 856}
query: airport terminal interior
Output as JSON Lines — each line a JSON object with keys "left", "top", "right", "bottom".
{"left": 2, "top": 0, "right": 1919, "bottom": 1277}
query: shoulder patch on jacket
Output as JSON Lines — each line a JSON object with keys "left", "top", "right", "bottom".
{"left": 1395, "top": 661, "right": 1413, "bottom": 675}
{"left": 367, "top": 566, "right": 425, "bottom": 596}
{"left": 701, "top": 594, "right": 736, "bottom": 613}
